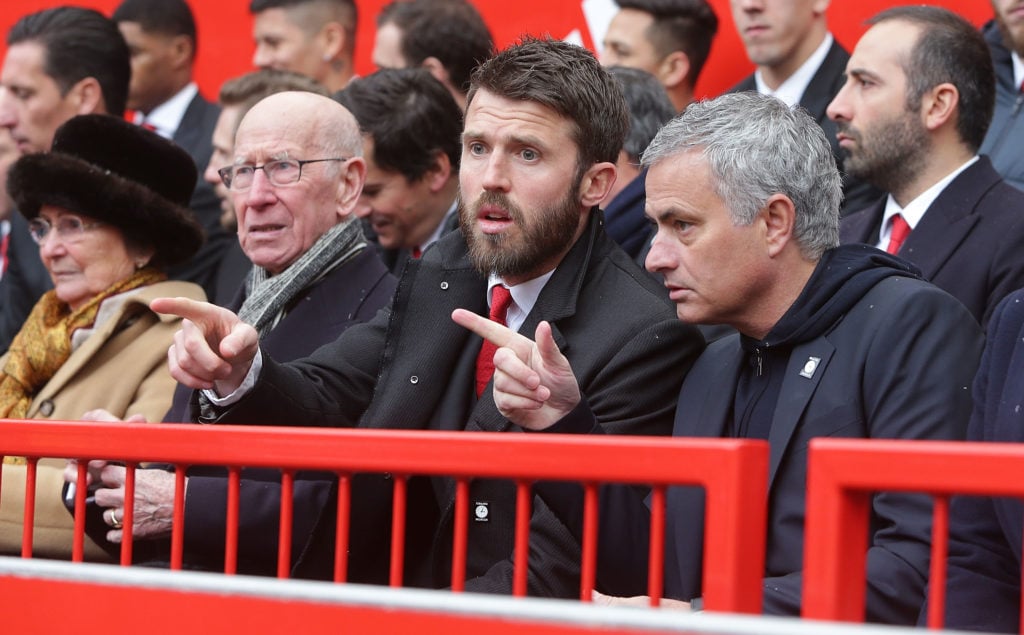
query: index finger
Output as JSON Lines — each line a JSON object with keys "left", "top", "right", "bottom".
{"left": 452, "top": 308, "right": 524, "bottom": 349}
{"left": 150, "top": 296, "right": 218, "bottom": 324}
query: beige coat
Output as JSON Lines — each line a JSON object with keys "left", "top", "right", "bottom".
{"left": 0, "top": 280, "right": 205, "bottom": 559}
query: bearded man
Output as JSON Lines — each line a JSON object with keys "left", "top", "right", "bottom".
{"left": 832, "top": 6, "right": 1024, "bottom": 330}
{"left": 152, "top": 38, "right": 703, "bottom": 594}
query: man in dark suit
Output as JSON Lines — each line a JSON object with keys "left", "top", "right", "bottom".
{"left": 154, "top": 38, "right": 703, "bottom": 594}
{"left": 113, "top": 0, "right": 231, "bottom": 302}
{"left": 729, "top": 0, "right": 880, "bottom": 215}
{"left": 833, "top": 6, "right": 1024, "bottom": 331}
{"left": 0, "top": 7, "right": 130, "bottom": 354}
{"left": 466, "top": 91, "right": 982, "bottom": 622}
{"left": 932, "top": 287, "right": 1024, "bottom": 632}
{"left": 69, "top": 91, "right": 397, "bottom": 575}
{"left": 336, "top": 69, "right": 462, "bottom": 275}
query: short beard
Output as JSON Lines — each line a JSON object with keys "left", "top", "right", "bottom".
{"left": 838, "top": 111, "right": 930, "bottom": 197}
{"left": 460, "top": 186, "right": 582, "bottom": 280}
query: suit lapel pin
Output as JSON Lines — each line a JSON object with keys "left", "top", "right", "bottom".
{"left": 799, "top": 356, "right": 821, "bottom": 379}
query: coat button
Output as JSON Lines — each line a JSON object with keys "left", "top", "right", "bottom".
{"left": 440, "top": 281, "right": 449, "bottom": 290}
{"left": 39, "top": 400, "right": 55, "bottom": 417}
{"left": 410, "top": 375, "right": 419, "bottom": 384}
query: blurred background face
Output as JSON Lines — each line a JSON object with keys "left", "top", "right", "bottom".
{"left": 372, "top": 21, "right": 406, "bottom": 70}
{"left": 118, "top": 21, "right": 185, "bottom": 114}
{"left": 600, "top": 9, "right": 661, "bottom": 74}
{"left": 354, "top": 137, "right": 435, "bottom": 250}
{"left": 0, "top": 42, "right": 81, "bottom": 154}
{"left": 204, "top": 105, "right": 242, "bottom": 229}
{"left": 992, "top": 0, "right": 1024, "bottom": 54}
{"left": 730, "top": 0, "right": 823, "bottom": 68}
{"left": 252, "top": 9, "right": 327, "bottom": 83}
{"left": 0, "top": 128, "right": 18, "bottom": 220}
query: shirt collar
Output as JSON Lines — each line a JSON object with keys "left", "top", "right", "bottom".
{"left": 1013, "top": 51, "right": 1024, "bottom": 91}
{"left": 754, "top": 33, "right": 834, "bottom": 107}
{"left": 486, "top": 269, "right": 556, "bottom": 334}
{"left": 877, "top": 156, "right": 979, "bottom": 248}
{"left": 133, "top": 83, "right": 198, "bottom": 140}
{"left": 422, "top": 199, "right": 458, "bottom": 252}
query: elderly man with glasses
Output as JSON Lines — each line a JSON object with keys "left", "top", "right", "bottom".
{"left": 63, "top": 91, "right": 397, "bottom": 573}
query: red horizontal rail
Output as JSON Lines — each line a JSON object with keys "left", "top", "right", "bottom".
{"left": 803, "top": 438, "right": 1024, "bottom": 625}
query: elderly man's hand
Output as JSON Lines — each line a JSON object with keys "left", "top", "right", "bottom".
{"left": 451, "top": 309, "right": 580, "bottom": 430}
{"left": 151, "top": 297, "right": 259, "bottom": 396}
{"left": 86, "top": 464, "right": 178, "bottom": 543}
{"left": 592, "top": 590, "right": 691, "bottom": 610}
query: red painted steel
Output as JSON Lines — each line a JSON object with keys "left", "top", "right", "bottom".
{"left": 452, "top": 478, "right": 470, "bottom": 592}
{"left": 649, "top": 486, "right": 667, "bottom": 607}
{"left": 122, "top": 463, "right": 136, "bottom": 565}
{"left": 390, "top": 475, "right": 407, "bottom": 587}
{"left": 334, "top": 473, "right": 351, "bottom": 583}
{"left": 804, "top": 439, "right": 1024, "bottom": 626}
{"left": 927, "top": 496, "right": 949, "bottom": 629}
{"left": 0, "top": 419, "right": 767, "bottom": 614}
{"left": 225, "top": 467, "right": 240, "bottom": 575}
{"left": 278, "top": 469, "right": 294, "bottom": 578}
{"left": 580, "top": 483, "right": 598, "bottom": 602}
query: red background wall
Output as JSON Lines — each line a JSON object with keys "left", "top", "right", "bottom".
{"left": 0, "top": 0, "right": 995, "bottom": 103}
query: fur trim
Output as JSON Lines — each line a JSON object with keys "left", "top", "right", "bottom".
{"left": 8, "top": 114, "right": 204, "bottom": 268}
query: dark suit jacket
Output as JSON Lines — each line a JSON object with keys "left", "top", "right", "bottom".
{"left": 663, "top": 275, "right": 981, "bottom": 622}
{"left": 206, "top": 210, "right": 704, "bottom": 594}
{"left": 174, "top": 247, "right": 397, "bottom": 575}
{"left": 0, "top": 212, "right": 50, "bottom": 353}
{"left": 731, "top": 40, "right": 882, "bottom": 215}
{"left": 603, "top": 173, "right": 648, "bottom": 259}
{"left": 935, "top": 289, "right": 1024, "bottom": 633}
{"left": 840, "top": 157, "right": 1024, "bottom": 329}
{"left": 165, "top": 92, "right": 235, "bottom": 301}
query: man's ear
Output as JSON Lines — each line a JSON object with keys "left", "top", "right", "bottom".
{"left": 68, "top": 77, "right": 106, "bottom": 115}
{"left": 320, "top": 21, "right": 346, "bottom": 63}
{"left": 657, "top": 50, "right": 691, "bottom": 90}
{"left": 338, "top": 156, "right": 367, "bottom": 218}
{"left": 761, "top": 193, "right": 797, "bottom": 258}
{"left": 578, "top": 162, "right": 617, "bottom": 208}
{"left": 424, "top": 150, "right": 453, "bottom": 193}
{"left": 920, "top": 82, "right": 959, "bottom": 133}
{"left": 168, "top": 34, "right": 194, "bottom": 71}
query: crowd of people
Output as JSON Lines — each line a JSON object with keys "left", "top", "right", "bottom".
{"left": 0, "top": 0, "right": 1022, "bottom": 631}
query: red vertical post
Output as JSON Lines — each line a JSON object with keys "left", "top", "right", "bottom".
{"left": 513, "top": 480, "right": 531, "bottom": 597}
{"left": 121, "top": 463, "right": 135, "bottom": 565}
{"left": 451, "top": 479, "right": 469, "bottom": 592}
{"left": 334, "top": 473, "right": 351, "bottom": 583}
{"left": 224, "top": 466, "right": 240, "bottom": 575}
{"left": 648, "top": 486, "right": 666, "bottom": 607}
{"left": 389, "top": 475, "right": 407, "bottom": 588}
{"left": 926, "top": 496, "right": 949, "bottom": 629}
{"left": 579, "top": 483, "right": 598, "bottom": 602}
{"left": 170, "top": 465, "right": 186, "bottom": 570}
{"left": 278, "top": 469, "right": 294, "bottom": 579}
{"left": 21, "top": 458, "right": 36, "bottom": 558}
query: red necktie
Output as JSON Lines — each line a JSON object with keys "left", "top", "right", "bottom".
{"left": 475, "top": 285, "right": 514, "bottom": 397}
{"left": 886, "top": 214, "right": 911, "bottom": 255}
{"left": 410, "top": 245, "right": 422, "bottom": 259}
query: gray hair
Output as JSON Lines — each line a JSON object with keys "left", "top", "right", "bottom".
{"left": 642, "top": 92, "right": 841, "bottom": 259}
{"left": 608, "top": 66, "right": 676, "bottom": 164}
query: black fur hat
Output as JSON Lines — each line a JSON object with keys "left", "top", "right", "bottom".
{"left": 8, "top": 114, "right": 204, "bottom": 268}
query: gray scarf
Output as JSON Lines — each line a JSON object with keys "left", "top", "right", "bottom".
{"left": 237, "top": 217, "right": 366, "bottom": 337}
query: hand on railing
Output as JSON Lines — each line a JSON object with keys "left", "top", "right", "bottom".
{"left": 592, "top": 590, "right": 691, "bottom": 611}
{"left": 151, "top": 297, "right": 259, "bottom": 397}
{"left": 451, "top": 309, "right": 580, "bottom": 430}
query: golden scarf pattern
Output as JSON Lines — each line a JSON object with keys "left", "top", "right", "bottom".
{"left": 0, "top": 266, "right": 166, "bottom": 420}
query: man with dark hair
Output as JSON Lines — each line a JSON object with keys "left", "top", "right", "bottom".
{"left": 0, "top": 6, "right": 130, "bottom": 354}
{"left": 336, "top": 68, "right": 462, "bottom": 273}
{"left": 980, "top": 0, "right": 1024, "bottom": 191}
{"left": 154, "top": 38, "right": 701, "bottom": 593}
{"left": 250, "top": 0, "right": 357, "bottom": 92}
{"left": 729, "top": 0, "right": 880, "bottom": 215}
{"left": 112, "top": 0, "right": 230, "bottom": 305}
{"left": 467, "top": 90, "right": 981, "bottom": 623}
{"left": 600, "top": 0, "right": 717, "bottom": 112}
{"left": 372, "top": 0, "right": 493, "bottom": 109}
{"left": 602, "top": 66, "right": 675, "bottom": 259}
{"left": 833, "top": 5, "right": 1024, "bottom": 330}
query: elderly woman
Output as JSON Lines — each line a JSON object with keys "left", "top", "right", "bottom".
{"left": 0, "top": 114, "right": 205, "bottom": 559}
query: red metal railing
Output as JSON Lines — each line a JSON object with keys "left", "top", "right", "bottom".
{"left": 0, "top": 419, "right": 768, "bottom": 613}
{"left": 803, "top": 438, "right": 1024, "bottom": 627}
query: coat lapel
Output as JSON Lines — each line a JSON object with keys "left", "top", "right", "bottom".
{"left": 766, "top": 340, "right": 836, "bottom": 488}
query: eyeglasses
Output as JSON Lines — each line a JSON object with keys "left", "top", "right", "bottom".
{"left": 218, "top": 157, "right": 347, "bottom": 191}
{"left": 27, "top": 215, "right": 104, "bottom": 245}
